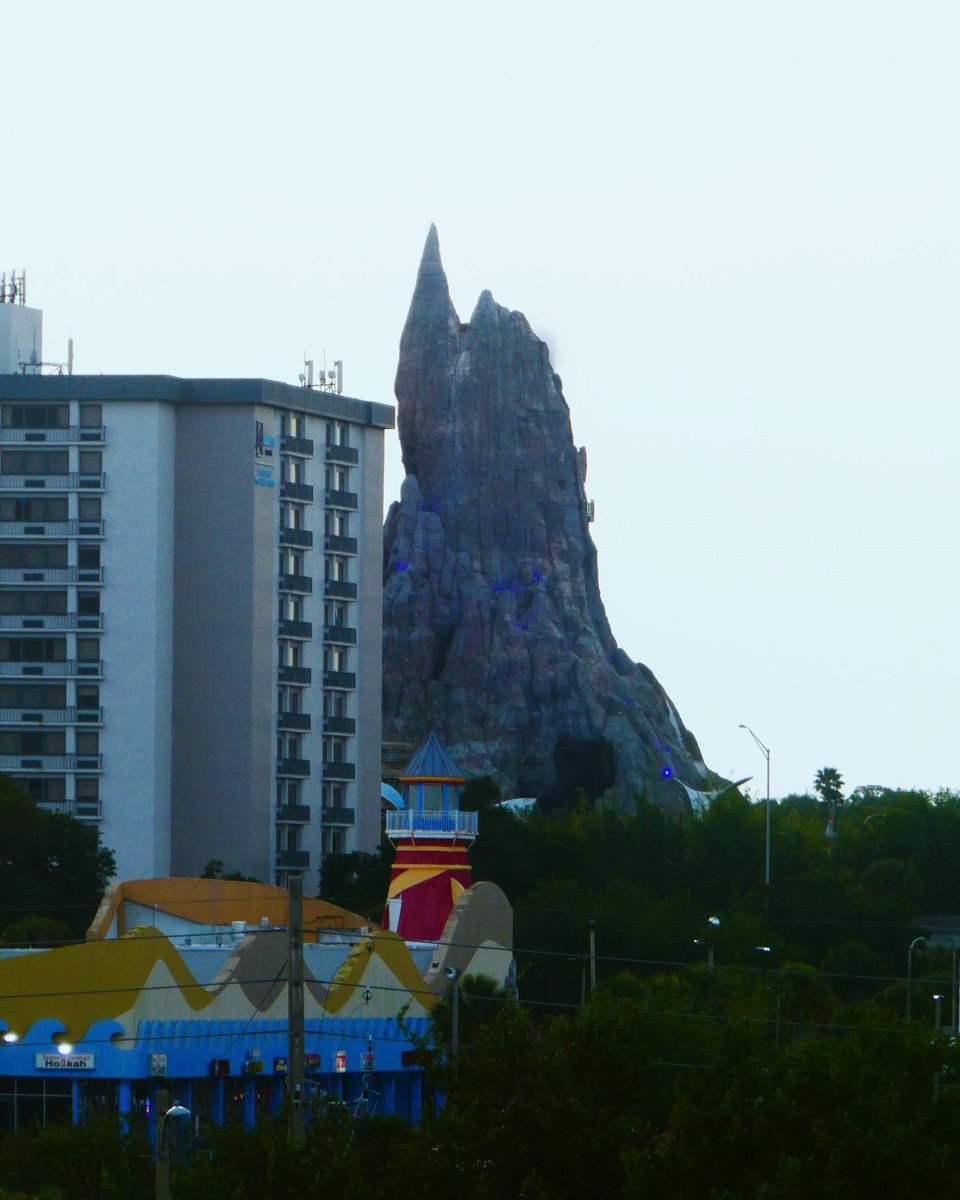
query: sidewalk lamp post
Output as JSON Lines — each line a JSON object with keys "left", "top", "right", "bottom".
{"left": 156, "top": 1091, "right": 191, "bottom": 1200}
{"left": 445, "top": 967, "right": 462, "bottom": 1055}
{"left": 694, "top": 916, "right": 721, "bottom": 968}
{"left": 739, "top": 724, "right": 771, "bottom": 886}
{"left": 907, "top": 936, "right": 925, "bottom": 1021}
{"left": 934, "top": 993, "right": 944, "bottom": 1031}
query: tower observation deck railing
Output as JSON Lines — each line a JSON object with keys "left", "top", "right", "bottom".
{"left": 385, "top": 810, "right": 478, "bottom": 839}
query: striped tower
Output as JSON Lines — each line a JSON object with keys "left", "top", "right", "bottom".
{"left": 383, "top": 733, "right": 478, "bottom": 941}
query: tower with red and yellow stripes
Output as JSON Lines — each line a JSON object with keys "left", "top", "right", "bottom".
{"left": 382, "top": 733, "right": 478, "bottom": 941}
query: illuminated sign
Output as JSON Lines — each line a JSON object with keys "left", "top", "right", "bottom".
{"left": 335, "top": 1050, "right": 347, "bottom": 1073}
{"left": 36, "top": 1053, "right": 94, "bottom": 1070}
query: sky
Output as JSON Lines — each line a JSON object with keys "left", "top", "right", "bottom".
{"left": 6, "top": 1, "right": 958, "bottom": 801}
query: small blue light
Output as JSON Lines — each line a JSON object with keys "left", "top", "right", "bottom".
{"left": 661, "top": 767, "right": 673, "bottom": 779}
{"left": 395, "top": 560, "right": 408, "bottom": 571}
{"left": 533, "top": 571, "right": 543, "bottom": 582}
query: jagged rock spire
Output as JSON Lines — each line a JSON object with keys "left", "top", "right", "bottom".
{"left": 383, "top": 228, "right": 717, "bottom": 812}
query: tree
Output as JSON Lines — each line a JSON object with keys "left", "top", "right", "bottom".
{"left": 813, "top": 767, "right": 844, "bottom": 807}
{"left": 0, "top": 774, "right": 115, "bottom": 940}
{"left": 814, "top": 766, "right": 844, "bottom": 837}
{"left": 200, "top": 858, "right": 259, "bottom": 882}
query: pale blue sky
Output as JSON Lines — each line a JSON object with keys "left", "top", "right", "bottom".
{"left": 7, "top": 1, "right": 958, "bottom": 799}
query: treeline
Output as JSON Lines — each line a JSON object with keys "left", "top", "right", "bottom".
{"left": 4, "top": 987, "right": 960, "bottom": 1199}
{"left": 325, "top": 782, "right": 960, "bottom": 1013}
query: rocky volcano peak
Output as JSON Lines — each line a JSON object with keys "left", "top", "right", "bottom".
{"left": 382, "top": 228, "right": 717, "bottom": 813}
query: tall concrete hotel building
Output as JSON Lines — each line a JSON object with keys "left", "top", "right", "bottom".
{"left": 0, "top": 280, "right": 393, "bottom": 883}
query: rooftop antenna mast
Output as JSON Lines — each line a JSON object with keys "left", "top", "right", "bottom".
{"left": 1, "top": 270, "right": 26, "bottom": 305}
{"left": 299, "top": 349, "right": 343, "bottom": 394}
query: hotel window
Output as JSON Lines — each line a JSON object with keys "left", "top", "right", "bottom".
{"left": 2, "top": 403, "right": 69, "bottom": 429}
{"left": 1, "top": 450, "right": 69, "bottom": 475}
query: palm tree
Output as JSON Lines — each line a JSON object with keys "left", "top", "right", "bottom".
{"left": 813, "top": 767, "right": 844, "bottom": 806}
{"left": 814, "top": 767, "right": 844, "bottom": 838}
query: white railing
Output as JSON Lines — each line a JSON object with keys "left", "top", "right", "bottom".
{"left": 385, "top": 809, "right": 479, "bottom": 838}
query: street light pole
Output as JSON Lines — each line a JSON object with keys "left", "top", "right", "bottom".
{"left": 739, "top": 724, "right": 771, "bottom": 886}
{"left": 156, "top": 1091, "right": 191, "bottom": 1200}
{"left": 445, "top": 967, "right": 462, "bottom": 1055}
{"left": 907, "top": 936, "right": 925, "bottom": 1021}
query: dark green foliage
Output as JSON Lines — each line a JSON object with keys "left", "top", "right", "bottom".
{"left": 458, "top": 775, "right": 501, "bottom": 813}
{"left": 0, "top": 774, "right": 115, "bottom": 941}
{"left": 199, "top": 858, "right": 259, "bottom": 882}
{"left": 172, "top": 1104, "right": 415, "bottom": 1200}
{"left": 318, "top": 839, "right": 392, "bottom": 920}
{"left": 0, "top": 1116, "right": 150, "bottom": 1200}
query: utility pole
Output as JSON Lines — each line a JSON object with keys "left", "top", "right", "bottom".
{"left": 155, "top": 1087, "right": 171, "bottom": 1200}
{"left": 287, "top": 874, "right": 305, "bottom": 1144}
{"left": 588, "top": 919, "right": 597, "bottom": 992}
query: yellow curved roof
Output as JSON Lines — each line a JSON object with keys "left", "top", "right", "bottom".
{"left": 87, "top": 878, "right": 376, "bottom": 940}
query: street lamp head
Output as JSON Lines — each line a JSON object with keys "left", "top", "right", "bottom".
{"left": 165, "top": 1102, "right": 191, "bottom": 1119}
{"left": 444, "top": 967, "right": 462, "bottom": 983}
{"left": 708, "top": 916, "right": 721, "bottom": 927}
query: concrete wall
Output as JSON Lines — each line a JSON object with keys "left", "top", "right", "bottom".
{"left": 170, "top": 405, "right": 277, "bottom": 881}
{"left": 354, "top": 422, "right": 385, "bottom": 853}
{"left": 99, "top": 402, "right": 176, "bottom": 878}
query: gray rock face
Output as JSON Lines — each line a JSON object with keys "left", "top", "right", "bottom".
{"left": 382, "top": 227, "right": 716, "bottom": 813}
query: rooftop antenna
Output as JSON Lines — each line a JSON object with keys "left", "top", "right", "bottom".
{"left": 1, "top": 270, "right": 26, "bottom": 305}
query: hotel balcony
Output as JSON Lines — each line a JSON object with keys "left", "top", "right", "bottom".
{"left": 324, "top": 443, "right": 359, "bottom": 466}
{"left": 279, "top": 434, "right": 314, "bottom": 457}
{"left": 279, "top": 527, "right": 313, "bottom": 549}
{"left": 322, "top": 624, "right": 356, "bottom": 645}
{"left": 324, "top": 489, "right": 358, "bottom": 511}
{"left": 276, "top": 804, "right": 311, "bottom": 824}
{"left": 279, "top": 481, "right": 313, "bottom": 502}
{"left": 278, "top": 665, "right": 311, "bottom": 685}
{"left": 0, "top": 520, "right": 104, "bottom": 538}
{"left": 0, "top": 614, "right": 103, "bottom": 632}
{"left": 278, "top": 573, "right": 313, "bottom": 595}
{"left": 0, "top": 660, "right": 103, "bottom": 679}
{"left": 0, "top": 753, "right": 102, "bottom": 771}
{"left": 322, "top": 670, "right": 356, "bottom": 690}
{"left": 278, "top": 618, "right": 312, "bottom": 639}
{"left": 321, "top": 806, "right": 355, "bottom": 826}
{"left": 385, "top": 809, "right": 479, "bottom": 840}
{"left": 321, "top": 760, "right": 355, "bottom": 781}
{"left": 277, "top": 711, "right": 311, "bottom": 732}
{"left": 276, "top": 849, "right": 310, "bottom": 870}
{"left": 323, "top": 534, "right": 357, "bottom": 555}
{"left": 276, "top": 757, "right": 311, "bottom": 778}
{"left": 322, "top": 715, "right": 355, "bottom": 735}
{"left": 0, "top": 426, "right": 105, "bottom": 444}
{"left": 0, "top": 706, "right": 103, "bottom": 725}
{"left": 0, "top": 473, "right": 105, "bottom": 491}
{"left": 0, "top": 567, "right": 104, "bottom": 585}
{"left": 322, "top": 580, "right": 357, "bottom": 601}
